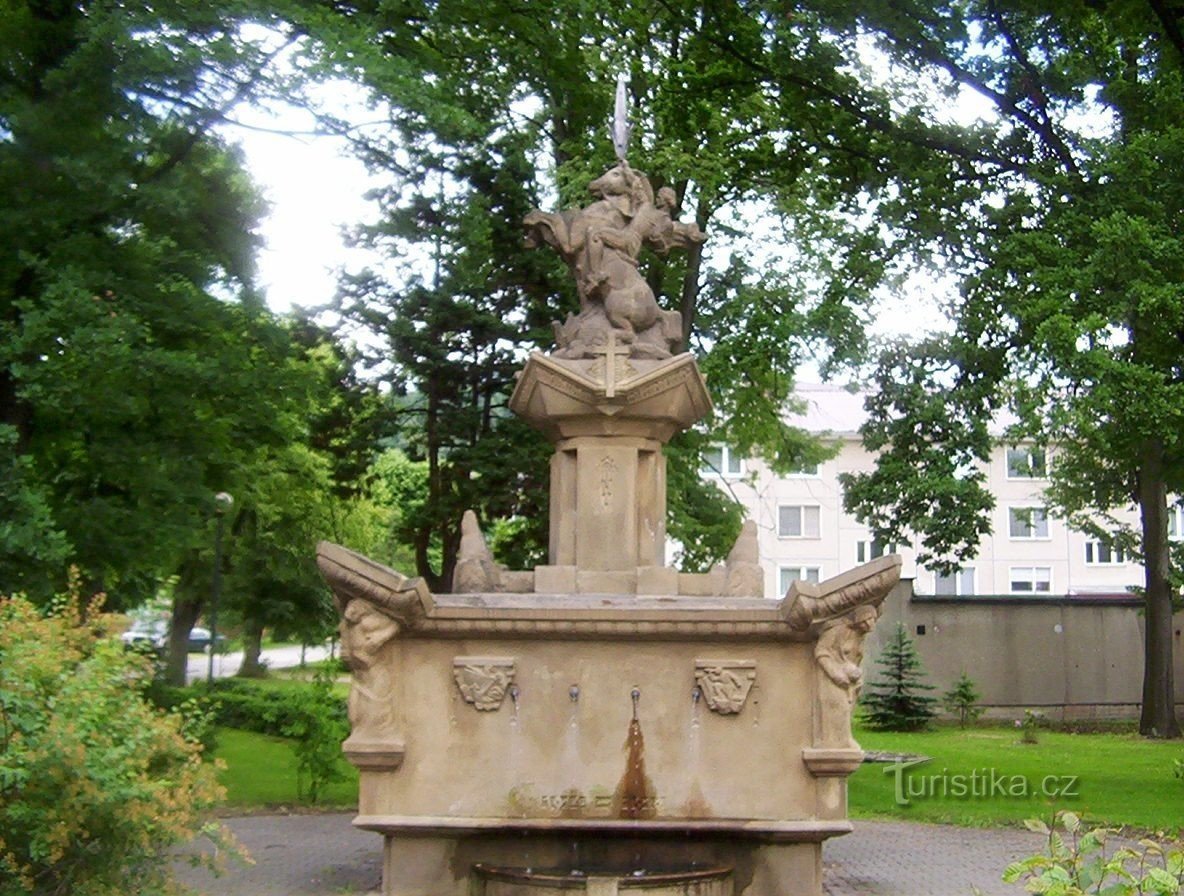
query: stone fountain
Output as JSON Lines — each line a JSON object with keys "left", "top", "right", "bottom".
{"left": 317, "top": 110, "right": 899, "bottom": 896}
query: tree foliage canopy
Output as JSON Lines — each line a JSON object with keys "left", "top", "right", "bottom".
{"left": 837, "top": 0, "right": 1184, "bottom": 737}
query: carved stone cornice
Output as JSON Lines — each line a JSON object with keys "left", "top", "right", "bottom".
{"left": 317, "top": 541, "right": 434, "bottom": 623}
{"left": 801, "top": 748, "right": 865, "bottom": 777}
{"left": 783, "top": 555, "right": 902, "bottom": 634}
{"left": 317, "top": 543, "right": 901, "bottom": 643}
{"left": 343, "top": 737, "right": 406, "bottom": 772}
{"left": 508, "top": 352, "right": 712, "bottom": 443}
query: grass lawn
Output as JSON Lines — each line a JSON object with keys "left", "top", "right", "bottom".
{"left": 212, "top": 727, "right": 358, "bottom": 809}
{"left": 850, "top": 722, "right": 1184, "bottom": 832}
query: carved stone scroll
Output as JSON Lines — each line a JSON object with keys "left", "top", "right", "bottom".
{"left": 453, "top": 657, "right": 517, "bottom": 711}
{"left": 694, "top": 660, "right": 756, "bottom": 715}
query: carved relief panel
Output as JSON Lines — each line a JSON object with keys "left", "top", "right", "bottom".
{"left": 453, "top": 657, "right": 517, "bottom": 711}
{"left": 694, "top": 660, "right": 756, "bottom": 715}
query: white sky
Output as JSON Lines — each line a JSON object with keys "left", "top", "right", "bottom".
{"left": 225, "top": 99, "right": 383, "bottom": 315}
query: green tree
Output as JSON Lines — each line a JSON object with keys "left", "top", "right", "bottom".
{"left": 942, "top": 672, "right": 983, "bottom": 728}
{"left": 0, "top": 1, "right": 304, "bottom": 607}
{"left": 223, "top": 443, "right": 338, "bottom": 677}
{"left": 838, "top": 1, "right": 1184, "bottom": 738}
{"left": 861, "top": 622, "right": 938, "bottom": 731}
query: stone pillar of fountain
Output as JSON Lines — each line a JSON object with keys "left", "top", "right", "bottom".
{"left": 509, "top": 350, "right": 710, "bottom": 585}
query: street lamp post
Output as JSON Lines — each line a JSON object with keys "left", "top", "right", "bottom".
{"left": 206, "top": 491, "right": 233, "bottom": 685}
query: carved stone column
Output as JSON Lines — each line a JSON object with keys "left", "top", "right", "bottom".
{"left": 510, "top": 351, "right": 710, "bottom": 582}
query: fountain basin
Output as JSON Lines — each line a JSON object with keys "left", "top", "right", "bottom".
{"left": 475, "top": 863, "right": 732, "bottom": 896}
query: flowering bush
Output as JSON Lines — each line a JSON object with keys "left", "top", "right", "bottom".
{"left": 0, "top": 580, "right": 239, "bottom": 895}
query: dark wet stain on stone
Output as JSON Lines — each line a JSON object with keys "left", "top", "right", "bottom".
{"left": 614, "top": 717, "right": 657, "bottom": 819}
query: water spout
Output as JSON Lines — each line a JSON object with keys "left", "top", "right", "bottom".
{"left": 631, "top": 687, "right": 640, "bottom": 719}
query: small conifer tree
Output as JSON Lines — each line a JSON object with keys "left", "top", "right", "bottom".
{"left": 942, "top": 672, "right": 984, "bottom": 727}
{"left": 861, "top": 622, "right": 938, "bottom": 730}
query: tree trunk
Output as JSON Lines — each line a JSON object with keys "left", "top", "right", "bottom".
{"left": 165, "top": 591, "right": 202, "bottom": 686}
{"left": 1137, "top": 437, "right": 1182, "bottom": 737}
{"left": 236, "top": 616, "right": 267, "bottom": 678}
{"left": 678, "top": 197, "right": 710, "bottom": 348}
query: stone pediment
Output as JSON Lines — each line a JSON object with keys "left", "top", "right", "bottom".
{"left": 508, "top": 351, "right": 712, "bottom": 442}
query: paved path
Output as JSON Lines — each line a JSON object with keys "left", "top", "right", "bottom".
{"left": 185, "top": 643, "right": 333, "bottom": 683}
{"left": 176, "top": 814, "right": 1047, "bottom": 895}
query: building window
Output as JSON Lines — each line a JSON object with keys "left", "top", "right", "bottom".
{"left": 934, "top": 567, "right": 976, "bottom": 596}
{"left": 856, "top": 539, "right": 896, "bottom": 563}
{"left": 1010, "top": 566, "right": 1052, "bottom": 595}
{"left": 778, "top": 504, "right": 821, "bottom": 538}
{"left": 1084, "top": 541, "right": 1126, "bottom": 565}
{"left": 701, "top": 444, "right": 743, "bottom": 477}
{"left": 779, "top": 566, "right": 821, "bottom": 594}
{"left": 1170, "top": 503, "right": 1184, "bottom": 541}
{"left": 1008, "top": 506, "right": 1050, "bottom": 539}
{"left": 1006, "top": 446, "right": 1047, "bottom": 479}
{"left": 789, "top": 462, "right": 820, "bottom": 477}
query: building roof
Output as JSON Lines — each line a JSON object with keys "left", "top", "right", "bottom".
{"left": 787, "top": 382, "right": 1020, "bottom": 440}
{"left": 784, "top": 383, "right": 868, "bottom": 436}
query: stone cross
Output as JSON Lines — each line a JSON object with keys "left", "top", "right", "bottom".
{"left": 589, "top": 329, "right": 632, "bottom": 397}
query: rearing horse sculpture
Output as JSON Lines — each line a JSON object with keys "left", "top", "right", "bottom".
{"left": 524, "top": 163, "right": 704, "bottom": 360}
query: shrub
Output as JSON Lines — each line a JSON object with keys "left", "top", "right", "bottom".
{"left": 184, "top": 678, "right": 347, "bottom": 738}
{"left": 278, "top": 666, "right": 350, "bottom": 804}
{"left": 942, "top": 672, "right": 984, "bottom": 728}
{"left": 861, "top": 622, "right": 938, "bottom": 731}
{"left": 1018, "top": 709, "right": 1046, "bottom": 745}
{"left": 0, "top": 585, "right": 237, "bottom": 896}
{"left": 1003, "top": 811, "right": 1183, "bottom": 894}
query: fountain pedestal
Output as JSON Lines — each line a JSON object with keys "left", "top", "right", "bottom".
{"left": 511, "top": 351, "right": 709, "bottom": 578}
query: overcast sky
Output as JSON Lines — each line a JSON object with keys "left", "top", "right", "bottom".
{"left": 227, "top": 96, "right": 382, "bottom": 315}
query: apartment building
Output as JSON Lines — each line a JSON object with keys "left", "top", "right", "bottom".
{"left": 701, "top": 383, "right": 1151, "bottom": 601}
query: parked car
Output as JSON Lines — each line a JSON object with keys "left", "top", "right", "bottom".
{"left": 121, "top": 621, "right": 227, "bottom": 654}
{"left": 120, "top": 619, "right": 168, "bottom": 651}
{"left": 186, "top": 626, "right": 228, "bottom": 653}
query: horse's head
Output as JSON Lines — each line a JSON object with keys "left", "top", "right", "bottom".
{"left": 589, "top": 164, "right": 631, "bottom": 199}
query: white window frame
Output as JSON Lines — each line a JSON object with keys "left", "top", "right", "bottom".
{"left": 856, "top": 539, "right": 897, "bottom": 564}
{"left": 701, "top": 444, "right": 744, "bottom": 478}
{"left": 933, "top": 567, "right": 976, "bottom": 596}
{"left": 1169, "top": 503, "right": 1184, "bottom": 541}
{"left": 779, "top": 565, "right": 822, "bottom": 594}
{"left": 1009, "top": 566, "right": 1052, "bottom": 595}
{"left": 1008, "top": 505, "right": 1050, "bottom": 540}
{"left": 787, "top": 462, "right": 820, "bottom": 478}
{"left": 1006, "top": 446, "right": 1048, "bottom": 480}
{"left": 1084, "top": 541, "right": 1126, "bottom": 566}
{"left": 778, "top": 504, "right": 821, "bottom": 539}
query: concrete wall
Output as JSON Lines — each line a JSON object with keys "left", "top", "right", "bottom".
{"left": 863, "top": 580, "right": 1184, "bottom": 721}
